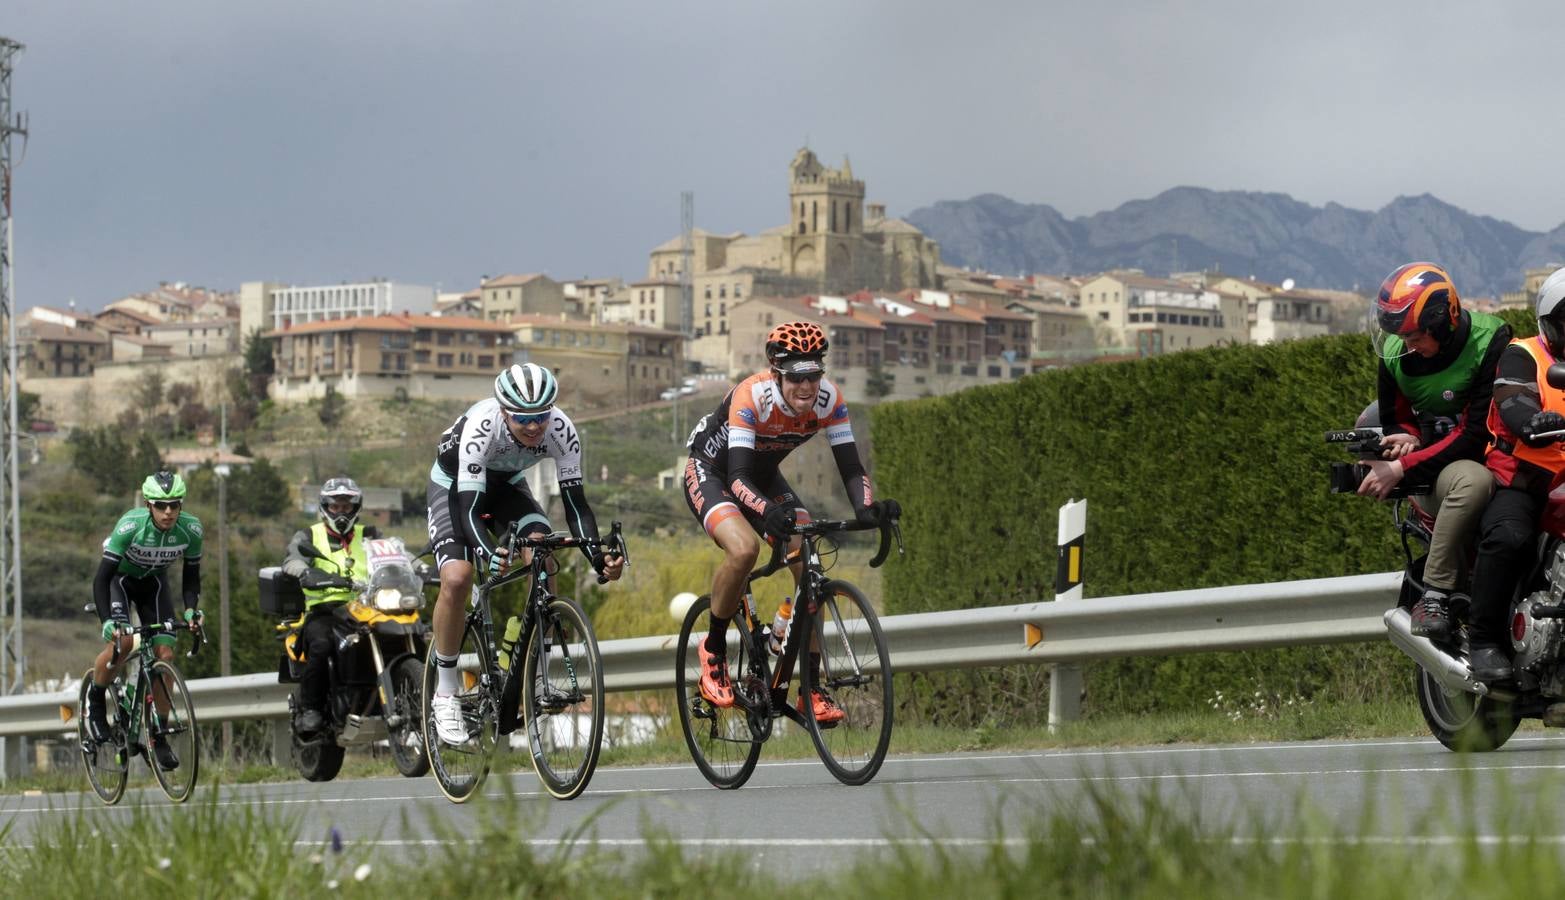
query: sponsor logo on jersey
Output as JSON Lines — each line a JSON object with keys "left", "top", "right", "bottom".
{"left": 187, "top": 521, "right": 202, "bottom": 537}
{"left": 738, "top": 407, "right": 758, "bottom": 426}
{"left": 117, "top": 521, "right": 136, "bottom": 535}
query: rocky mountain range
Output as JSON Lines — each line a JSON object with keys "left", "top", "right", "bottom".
{"left": 905, "top": 187, "right": 1565, "bottom": 299}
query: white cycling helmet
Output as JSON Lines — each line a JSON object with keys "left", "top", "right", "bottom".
{"left": 1538, "top": 267, "right": 1565, "bottom": 357}
{"left": 494, "top": 363, "right": 558, "bottom": 414}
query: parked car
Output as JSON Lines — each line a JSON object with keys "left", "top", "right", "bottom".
{"left": 659, "top": 388, "right": 679, "bottom": 401}
{"left": 679, "top": 385, "right": 696, "bottom": 396}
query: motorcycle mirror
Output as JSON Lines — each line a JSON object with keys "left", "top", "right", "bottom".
{"left": 1547, "top": 363, "right": 1565, "bottom": 391}
{"left": 298, "top": 542, "right": 327, "bottom": 561}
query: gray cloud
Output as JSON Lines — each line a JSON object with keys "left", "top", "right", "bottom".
{"left": 5, "top": 0, "right": 1563, "bottom": 310}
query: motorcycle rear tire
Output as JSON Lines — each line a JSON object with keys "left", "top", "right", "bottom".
{"left": 1414, "top": 666, "right": 1520, "bottom": 752}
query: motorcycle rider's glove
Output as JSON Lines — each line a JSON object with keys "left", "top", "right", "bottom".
{"left": 298, "top": 567, "right": 335, "bottom": 589}
{"left": 760, "top": 504, "right": 795, "bottom": 545}
{"left": 855, "top": 498, "right": 902, "bottom": 527}
{"left": 1522, "top": 410, "right": 1565, "bottom": 447}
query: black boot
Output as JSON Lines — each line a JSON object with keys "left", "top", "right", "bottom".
{"left": 297, "top": 707, "right": 326, "bottom": 735}
{"left": 1469, "top": 645, "right": 1512, "bottom": 682}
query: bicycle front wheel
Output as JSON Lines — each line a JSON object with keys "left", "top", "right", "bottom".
{"left": 521, "top": 597, "right": 604, "bottom": 800}
{"left": 147, "top": 660, "right": 200, "bottom": 803}
{"left": 803, "top": 581, "right": 893, "bottom": 786}
{"left": 423, "top": 620, "right": 498, "bottom": 803}
{"left": 77, "top": 671, "right": 128, "bottom": 805}
{"left": 675, "top": 594, "right": 762, "bottom": 789}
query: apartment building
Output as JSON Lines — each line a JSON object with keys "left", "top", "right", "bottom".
{"left": 1078, "top": 271, "right": 1246, "bottom": 353}
{"left": 480, "top": 274, "right": 566, "bottom": 322}
{"left": 266, "top": 313, "right": 516, "bottom": 401}
{"left": 239, "top": 279, "right": 437, "bottom": 339}
{"left": 19, "top": 321, "right": 109, "bottom": 377}
{"left": 143, "top": 319, "right": 239, "bottom": 358}
{"left": 509, "top": 315, "right": 684, "bottom": 408}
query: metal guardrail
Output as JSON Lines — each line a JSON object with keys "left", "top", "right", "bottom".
{"left": 0, "top": 571, "right": 1403, "bottom": 740}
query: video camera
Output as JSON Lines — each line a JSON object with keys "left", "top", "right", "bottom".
{"left": 1325, "top": 427, "right": 1431, "bottom": 497}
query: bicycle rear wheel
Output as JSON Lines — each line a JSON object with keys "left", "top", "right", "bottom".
{"left": 147, "top": 660, "right": 200, "bottom": 802}
{"left": 675, "top": 595, "right": 763, "bottom": 789}
{"left": 521, "top": 597, "right": 604, "bottom": 800}
{"left": 423, "top": 619, "right": 499, "bottom": 803}
{"left": 77, "top": 672, "right": 128, "bottom": 805}
{"left": 803, "top": 581, "right": 893, "bottom": 785}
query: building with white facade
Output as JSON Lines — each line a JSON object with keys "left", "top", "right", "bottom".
{"left": 239, "top": 280, "right": 437, "bottom": 339}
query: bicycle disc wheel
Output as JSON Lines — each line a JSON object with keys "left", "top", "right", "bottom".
{"left": 77, "top": 672, "right": 128, "bottom": 805}
{"left": 675, "top": 594, "right": 762, "bottom": 789}
{"left": 422, "top": 620, "right": 498, "bottom": 803}
{"left": 521, "top": 597, "right": 604, "bottom": 800}
{"left": 147, "top": 660, "right": 200, "bottom": 803}
{"left": 803, "top": 581, "right": 893, "bottom": 786}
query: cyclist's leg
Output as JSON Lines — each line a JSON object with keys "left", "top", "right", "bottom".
{"left": 140, "top": 572, "right": 178, "bottom": 716}
{"left": 428, "top": 478, "right": 476, "bottom": 699}
{"left": 486, "top": 473, "right": 552, "bottom": 571}
{"left": 93, "top": 574, "right": 140, "bottom": 686}
{"left": 684, "top": 457, "right": 755, "bottom": 621}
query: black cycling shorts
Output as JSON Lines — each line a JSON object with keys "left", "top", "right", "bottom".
{"left": 96, "top": 570, "right": 175, "bottom": 629}
{"left": 426, "top": 474, "right": 551, "bottom": 570}
{"left": 681, "top": 458, "right": 807, "bottom": 542}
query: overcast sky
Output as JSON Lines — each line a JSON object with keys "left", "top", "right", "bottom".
{"left": 4, "top": 1, "right": 1562, "bottom": 311}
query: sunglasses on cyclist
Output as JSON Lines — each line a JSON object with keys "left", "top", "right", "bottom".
{"left": 149, "top": 500, "right": 183, "bottom": 512}
{"left": 508, "top": 411, "right": 551, "bottom": 426}
{"left": 781, "top": 372, "right": 823, "bottom": 385}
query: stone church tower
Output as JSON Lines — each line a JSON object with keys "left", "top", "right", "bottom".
{"left": 781, "top": 148, "right": 870, "bottom": 291}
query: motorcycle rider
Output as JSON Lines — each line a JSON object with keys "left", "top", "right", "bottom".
{"left": 1359, "top": 262, "right": 1509, "bottom": 643}
{"left": 1466, "top": 266, "right": 1565, "bottom": 682}
{"left": 280, "top": 477, "right": 381, "bottom": 735}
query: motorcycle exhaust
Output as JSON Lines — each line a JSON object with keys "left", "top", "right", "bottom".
{"left": 1383, "top": 607, "right": 1492, "bottom": 697}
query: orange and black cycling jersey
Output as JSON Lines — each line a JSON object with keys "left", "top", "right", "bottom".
{"left": 686, "top": 371, "right": 873, "bottom": 517}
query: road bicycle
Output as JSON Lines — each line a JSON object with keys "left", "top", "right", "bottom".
{"left": 676, "top": 513, "right": 902, "bottom": 789}
{"left": 77, "top": 617, "right": 204, "bottom": 805}
{"left": 421, "top": 521, "right": 628, "bottom": 802}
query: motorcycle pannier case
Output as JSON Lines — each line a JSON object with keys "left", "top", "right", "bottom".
{"left": 258, "top": 566, "right": 306, "bottom": 618}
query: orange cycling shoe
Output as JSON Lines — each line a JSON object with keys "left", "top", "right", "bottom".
{"left": 697, "top": 640, "right": 735, "bottom": 708}
{"left": 799, "top": 688, "right": 845, "bottom": 725}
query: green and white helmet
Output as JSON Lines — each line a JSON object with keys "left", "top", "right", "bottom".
{"left": 494, "top": 363, "right": 558, "bottom": 415}
{"left": 141, "top": 470, "right": 187, "bottom": 502}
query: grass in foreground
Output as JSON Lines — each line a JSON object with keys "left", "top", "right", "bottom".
{"left": 10, "top": 773, "right": 1565, "bottom": 898}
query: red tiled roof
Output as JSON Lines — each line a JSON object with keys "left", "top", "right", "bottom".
{"left": 265, "top": 313, "right": 515, "bottom": 338}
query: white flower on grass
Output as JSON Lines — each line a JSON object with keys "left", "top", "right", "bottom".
{"left": 354, "top": 864, "right": 372, "bottom": 882}
{"left": 157, "top": 858, "right": 171, "bottom": 871}
{"left": 326, "top": 879, "right": 339, "bottom": 890}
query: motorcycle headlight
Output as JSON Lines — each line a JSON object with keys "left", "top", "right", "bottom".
{"left": 373, "top": 588, "right": 404, "bottom": 612}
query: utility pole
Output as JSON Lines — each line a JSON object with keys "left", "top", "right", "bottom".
{"left": 215, "top": 403, "right": 232, "bottom": 761}
{"left": 0, "top": 36, "right": 28, "bottom": 781}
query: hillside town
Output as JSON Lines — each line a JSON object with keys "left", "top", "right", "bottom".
{"left": 14, "top": 148, "right": 1546, "bottom": 428}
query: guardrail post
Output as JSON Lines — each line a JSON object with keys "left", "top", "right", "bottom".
{"left": 1049, "top": 498, "right": 1086, "bottom": 732}
{"left": 271, "top": 719, "right": 290, "bottom": 768}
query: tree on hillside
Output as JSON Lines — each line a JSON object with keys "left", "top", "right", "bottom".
{"left": 134, "top": 368, "right": 166, "bottom": 414}
{"left": 232, "top": 457, "right": 291, "bottom": 518}
{"left": 67, "top": 426, "right": 164, "bottom": 494}
{"left": 865, "top": 365, "right": 894, "bottom": 400}
{"left": 319, "top": 384, "right": 346, "bottom": 428}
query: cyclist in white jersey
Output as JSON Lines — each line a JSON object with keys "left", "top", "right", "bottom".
{"left": 424, "top": 363, "right": 623, "bottom": 744}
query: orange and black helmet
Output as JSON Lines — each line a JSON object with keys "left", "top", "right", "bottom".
{"left": 1376, "top": 262, "right": 1461, "bottom": 344}
{"left": 765, "top": 321, "right": 829, "bottom": 374}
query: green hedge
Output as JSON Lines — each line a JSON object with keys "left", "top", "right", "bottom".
{"left": 873, "top": 312, "right": 1536, "bottom": 718}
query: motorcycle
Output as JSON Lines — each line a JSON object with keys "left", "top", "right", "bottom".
{"left": 257, "top": 536, "right": 435, "bottom": 781}
{"left": 1329, "top": 370, "right": 1565, "bottom": 752}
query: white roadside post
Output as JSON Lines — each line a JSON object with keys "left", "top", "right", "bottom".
{"left": 1049, "top": 498, "right": 1086, "bottom": 730}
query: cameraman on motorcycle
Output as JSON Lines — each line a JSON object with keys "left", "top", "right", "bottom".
{"left": 280, "top": 477, "right": 380, "bottom": 734}
{"left": 1361, "top": 263, "right": 1509, "bottom": 643}
{"left": 1467, "top": 267, "right": 1565, "bottom": 682}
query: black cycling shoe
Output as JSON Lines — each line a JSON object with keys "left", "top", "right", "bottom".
{"left": 152, "top": 737, "right": 179, "bottom": 771}
{"left": 296, "top": 708, "right": 325, "bottom": 735}
{"left": 86, "top": 701, "right": 112, "bottom": 745}
{"left": 1469, "top": 645, "right": 1513, "bottom": 683}
{"left": 1410, "top": 590, "right": 1453, "bottom": 643}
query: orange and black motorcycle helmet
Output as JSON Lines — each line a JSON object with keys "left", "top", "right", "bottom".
{"left": 765, "top": 321, "right": 829, "bottom": 375}
{"left": 1374, "top": 262, "right": 1462, "bottom": 359}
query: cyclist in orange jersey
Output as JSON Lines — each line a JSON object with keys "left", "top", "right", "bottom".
{"left": 682, "top": 321, "right": 900, "bottom": 723}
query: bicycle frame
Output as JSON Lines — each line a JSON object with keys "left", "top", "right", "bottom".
{"left": 108, "top": 620, "right": 204, "bottom": 748}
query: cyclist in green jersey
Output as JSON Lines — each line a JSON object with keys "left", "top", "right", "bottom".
{"left": 1361, "top": 263, "right": 1509, "bottom": 643}
{"left": 84, "top": 471, "right": 205, "bottom": 770}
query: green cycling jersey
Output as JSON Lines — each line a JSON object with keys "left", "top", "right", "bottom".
{"left": 102, "top": 508, "right": 204, "bottom": 578}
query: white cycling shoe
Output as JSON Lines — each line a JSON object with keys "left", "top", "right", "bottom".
{"left": 430, "top": 693, "right": 469, "bottom": 745}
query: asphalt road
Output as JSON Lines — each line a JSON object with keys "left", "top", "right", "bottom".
{"left": 13, "top": 734, "right": 1565, "bottom": 861}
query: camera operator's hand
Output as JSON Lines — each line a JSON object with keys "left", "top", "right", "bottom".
{"left": 1379, "top": 433, "right": 1420, "bottom": 460}
{"left": 1522, "top": 411, "right": 1565, "bottom": 447}
{"left": 1356, "top": 458, "right": 1405, "bottom": 500}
